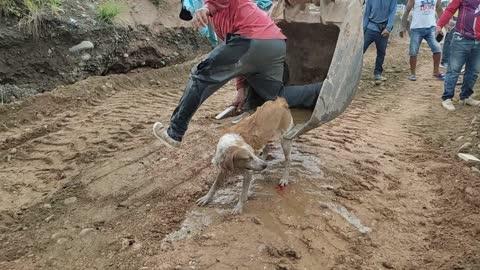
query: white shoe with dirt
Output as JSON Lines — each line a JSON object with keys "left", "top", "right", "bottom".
{"left": 152, "top": 122, "right": 181, "bottom": 148}
{"left": 441, "top": 99, "right": 456, "bottom": 111}
{"left": 460, "top": 96, "right": 480, "bottom": 106}
{"left": 374, "top": 75, "right": 387, "bottom": 81}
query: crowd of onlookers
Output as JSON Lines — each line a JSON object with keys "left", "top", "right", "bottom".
{"left": 363, "top": 0, "right": 480, "bottom": 111}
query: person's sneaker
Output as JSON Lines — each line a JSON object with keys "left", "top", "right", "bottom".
{"left": 441, "top": 99, "right": 456, "bottom": 111}
{"left": 152, "top": 122, "right": 181, "bottom": 148}
{"left": 433, "top": 73, "right": 445, "bottom": 80}
{"left": 408, "top": 74, "right": 417, "bottom": 81}
{"left": 440, "top": 63, "right": 447, "bottom": 69}
{"left": 460, "top": 96, "right": 480, "bottom": 106}
{"left": 374, "top": 74, "right": 387, "bottom": 81}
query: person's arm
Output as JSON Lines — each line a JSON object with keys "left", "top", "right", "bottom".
{"left": 386, "top": 0, "right": 397, "bottom": 32}
{"left": 192, "top": 0, "right": 230, "bottom": 30}
{"left": 437, "top": 0, "right": 460, "bottom": 28}
{"left": 232, "top": 77, "right": 247, "bottom": 111}
{"left": 435, "top": 0, "right": 444, "bottom": 19}
{"left": 362, "top": 0, "right": 371, "bottom": 33}
{"left": 401, "top": 0, "right": 414, "bottom": 32}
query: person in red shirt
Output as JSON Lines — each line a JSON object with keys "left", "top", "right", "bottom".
{"left": 153, "top": 0, "right": 322, "bottom": 148}
{"left": 436, "top": 0, "right": 480, "bottom": 111}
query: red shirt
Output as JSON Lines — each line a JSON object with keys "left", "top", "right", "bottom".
{"left": 205, "top": 0, "right": 286, "bottom": 41}
{"left": 204, "top": 0, "right": 287, "bottom": 90}
{"left": 437, "top": 0, "right": 480, "bottom": 40}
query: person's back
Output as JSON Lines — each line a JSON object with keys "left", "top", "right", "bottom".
{"left": 410, "top": 0, "right": 437, "bottom": 29}
{"left": 205, "top": 0, "right": 285, "bottom": 41}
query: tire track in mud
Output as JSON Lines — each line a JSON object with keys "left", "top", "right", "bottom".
{"left": 0, "top": 60, "right": 238, "bottom": 269}
{"left": 1, "top": 43, "right": 479, "bottom": 270}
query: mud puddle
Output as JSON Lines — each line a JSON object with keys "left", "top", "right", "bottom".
{"left": 164, "top": 145, "right": 368, "bottom": 244}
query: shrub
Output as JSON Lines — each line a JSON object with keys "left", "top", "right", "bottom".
{"left": 97, "top": 0, "right": 122, "bottom": 23}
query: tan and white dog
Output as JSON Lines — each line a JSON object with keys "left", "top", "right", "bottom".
{"left": 196, "top": 98, "right": 294, "bottom": 214}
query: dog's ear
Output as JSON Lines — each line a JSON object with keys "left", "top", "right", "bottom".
{"left": 221, "top": 146, "right": 249, "bottom": 171}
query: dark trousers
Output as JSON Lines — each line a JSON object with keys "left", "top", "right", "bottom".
{"left": 167, "top": 35, "right": 321, "bottom": 141}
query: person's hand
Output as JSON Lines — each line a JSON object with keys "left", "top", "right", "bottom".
{"left": 381, "top": 29, "right": 390, "bottom": 37}
{"left": 231, "top": 88, "right": 246, "bottom": 112}
{"left": 192, "top": 7, "right": 210, "bottom": 31}
{"left": 435, "top": 26, "right": 442, "bottom": 37}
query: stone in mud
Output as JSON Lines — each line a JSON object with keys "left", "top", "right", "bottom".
{"left": 458, "top": 142, "right": 473, "bottom": 152}
{"left": 79, "top": 228, "right": 95, "bottom": 236}
{"left": 251, "top": 217, "right": 263, "bottom": 225}
{"left": 457, "top": 153, "right": 480, "bottom": 163}
{"left": 158, "top": 263, "right": 172, "bottom": 270}
{"left": 64, "top": 196, "right": 78, "bottom": 204}
{"left": 382, "top": 261, "right": 395, "bottom": 269}
{"left": 56, "top": 238, "right": 69, "bottom": 244}
{"left": 81, "top": 53, "right": 91, "bottom": 61}
{"left": 44, "top": 215, "right": 55, "bottom": 222}
{"left": 69, "top": 41, "right": 94, "bottom": 53}
{"left": 472, "top": 167, "right": 480, "bottom": 175}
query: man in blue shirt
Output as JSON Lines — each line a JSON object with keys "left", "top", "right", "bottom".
{"left": 363, "top": 0, "right": 397, "bottom": 83}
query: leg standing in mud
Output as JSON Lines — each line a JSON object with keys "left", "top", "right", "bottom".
{"left": 436, "top": 0, "right": 480, "bottom": 111}
{"left": 153, "top": 0, "right": 322, "bottom": 148}
{"left": 362, "top": 0, "right": 397, "bottom": 83}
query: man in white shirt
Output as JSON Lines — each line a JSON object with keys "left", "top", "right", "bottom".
{"left": 401, "top": 0, "right": 444, "bottom": 81}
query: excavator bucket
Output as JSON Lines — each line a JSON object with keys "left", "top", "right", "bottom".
{"left": 271, "top": 0, "right": 364, "bottom": 140}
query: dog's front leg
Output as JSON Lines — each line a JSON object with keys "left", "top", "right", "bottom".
{"left": 231, "top": 170, "right": 253, "bottom": 215}
{"left": 279, "top": 138, "right": 292, "bottom": 186}
{"left": 196, "top": 170, "right": 226, "bottom": 207}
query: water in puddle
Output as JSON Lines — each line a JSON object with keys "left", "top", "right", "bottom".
{"left": 163, "top": 209, "right": 216, "bottom": 242}
{"left": 320, "top": 202, "right": 371, "bottom": 233}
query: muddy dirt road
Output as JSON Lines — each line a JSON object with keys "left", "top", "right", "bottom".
{"left": 1, "top": 41, "right": 479, "bottom": 270}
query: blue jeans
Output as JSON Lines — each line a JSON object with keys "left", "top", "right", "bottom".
{"left": 441, "top": 31, "right": 453, "bottom": 66}
{"left": 442, "top": 32, "right": 480, "bottom": 100}
{"left": 363, "top": 28, "right": 389, "bottom": 76}
{"left": 409, "top": 26, "right": 442, "bottom": 56}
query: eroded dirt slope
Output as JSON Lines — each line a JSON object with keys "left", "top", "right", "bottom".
{"left": 0, "top": 40, "right": 479, "bottom": 270}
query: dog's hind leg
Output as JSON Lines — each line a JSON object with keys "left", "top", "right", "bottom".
{"left": 196, "top": 171, "right": 226, "bottom": 207}
{"left": 279, "top": 138, "right": 292, "bottom": 186}
{"left": 231, "top": 170, "right": 253, "bottom": 215}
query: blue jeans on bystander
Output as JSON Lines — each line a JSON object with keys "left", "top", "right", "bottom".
{"left": 363, "top": 28, "right": 389, "bottom": 76}
{"left": 442, "top": 32, "right": 480, "bottom": 100}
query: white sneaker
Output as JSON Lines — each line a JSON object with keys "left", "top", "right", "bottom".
{"left": 374, "top": 74, "right": 387, "bottom": 81}
{"left": 460, "top": 96, "right": 480, "bottom": 106}
{"left": 152, "top": 122, "right": 181, "bottom": 148}
{"left": 442, "top": 99, "right": 456, "bottom": 111}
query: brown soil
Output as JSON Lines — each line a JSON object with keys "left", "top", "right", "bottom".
{"left": 0, "top": 40, "right": 479, "bottom": 270}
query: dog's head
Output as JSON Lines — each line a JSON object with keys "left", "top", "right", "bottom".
{"left": 221, "top": 145, "right": 267, "bottom": 172}
{"left": 213, "top": 135, "right": 268, "bottom": 172}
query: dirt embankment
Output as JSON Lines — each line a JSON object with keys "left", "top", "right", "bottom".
{"left": 0, "top": 0, "right": 210, "bottom": 103}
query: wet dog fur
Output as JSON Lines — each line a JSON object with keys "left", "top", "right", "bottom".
{"left": 196, "top": 98, "right": 294, "bottom": 214}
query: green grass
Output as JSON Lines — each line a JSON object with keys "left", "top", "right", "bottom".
{"left": 18, "top": 0, "right": 63, "bottom": 39}
{"left": 97, "top": 0, "right": 122, "bottom": 23}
